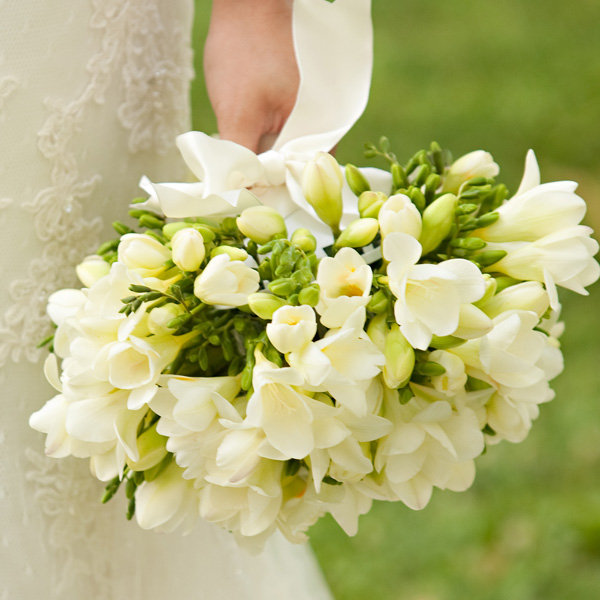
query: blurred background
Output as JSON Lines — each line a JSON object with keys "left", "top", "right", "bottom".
{"left": 192, "top": 1, "right": 600, "bottom": 598}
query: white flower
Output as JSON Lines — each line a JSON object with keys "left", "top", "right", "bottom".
{"left": 47, "top": 288, "right": 87, "bottom": 328}
{"left": 75, "top": 255, "right": 110, "bottom": 287}
{"left": 135, "top": 461, "right": 199, "bottom": 533}
{"left": 451, "top": 310, "right": 547, "bottom": 390}
{"left": 428, "top": 350, "right": 467, "bottom": 394}
{"left": 383, "top": 232, "right": 486, "bottom": 350}
{"left": 194, "top": 253, "right": 259, "bottom": 306}
{"left": 316, "top": 247, "right": 372, "bottom": 328}
{"left": 266, "top": 305, "right": 317, "bottom": 354}
{"left": 92, "top": 336, "right": 179, "bottom": 394}
{"left": 378, "top": 193, "right": 422, "bottom": 239}
{"left": 371, "top": 385, "right": 484, "bottom": 510}
{"left": 171, "top": 227, "right": 206, "bottom": 272}
{"left": 485, "top": 226, "right": 599, "bottom": 309}
{"left": 198, "top": 471, "right": 282, "bottom": 538}
{"left": 118, "top": 233, "right": 171, "bottom": 276}
{"left": 479, "top": 281, "right": 550, "bottom": 319}
{"left": 245, "top": 352, "right": 327, "bottom": 459}
{"left": 442, "top": 150, "right": 499, "bottom": 193}
{"left": 288, "top": 308, "right": 384, "bottom": 416}
{"left": 477, "top": 150, "right": 587, "bottom": 242}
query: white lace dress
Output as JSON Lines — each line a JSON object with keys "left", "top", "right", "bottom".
{"left": 0, "top": 2, "right": 331, "bottom": 598}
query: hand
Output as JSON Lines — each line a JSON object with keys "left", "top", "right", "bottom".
{"left": 204, "top": 0, "right": 300, "bottom": 153}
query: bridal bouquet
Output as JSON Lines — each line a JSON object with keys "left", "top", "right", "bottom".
{"left": 30, "top": 135, "right": 599, "bottom": 548}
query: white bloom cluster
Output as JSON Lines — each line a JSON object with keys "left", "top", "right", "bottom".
{"left": 30, "top": 144, "right": 598, "bottom": 549}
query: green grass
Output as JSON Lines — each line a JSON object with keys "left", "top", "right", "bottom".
{"left": 191, "top": 1, "right": 600, "bottom": 597}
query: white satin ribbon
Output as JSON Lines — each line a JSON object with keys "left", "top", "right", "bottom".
{"left": 147, "top": 0, "right": 391, "bottom": 247}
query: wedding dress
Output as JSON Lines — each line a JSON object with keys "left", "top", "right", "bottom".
{"left": 0, "top": 2, "right": 334, "bottom": 598}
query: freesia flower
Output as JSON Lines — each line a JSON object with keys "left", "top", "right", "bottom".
{"left": 476, "top": 150, "right": 587, "bottom": 242}
{"left": 370, "top": 385, "right": 484, "bottom": 510}
{"left": 75, "top": 255, "right": 110, "bottom": 287}
{"left": 442, "top": 150, "right": 499, "bottom": 193}
{"left": 135, "top": 461, "right": 199, "bottom": 533}
{"left": 194, "top": 253, "right": 259, "bottom": 307}
{"left": 378, "top": 193, "right": 422, "bottom": 239}
{"left": 266, "top": 305, "right": 317, "bottom": 354}
{"left": 118, "top": 233, "right": 171, "bottom": 277}
{"left": 484, "top": 226, "right": 599, "bottom": 309}
{"left": 383, "top": 232, "right": 486, "bottom": 350}
{"left": 316, "top": 247, "right": 372, "bottom": 328}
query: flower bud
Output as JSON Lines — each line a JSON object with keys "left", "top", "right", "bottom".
{"left": 147, "top": 303, "right": 185, "bottom": 335}
{"left": 162, "top": 222, "right": 191, "bottom": 239}
{"left": 334, "top": 218, "right": 379, "bottom": 248}
{"left": 345, "top": 164, "right": 371, "bottom": 196}
{"left": 480, "top": 281, "right": 550, "bottom": 319}
{"left": 127, "top": 423, "right": 168, "bottom": 472}
{"left": 76, "top": 255, "right": 110, "bottom": 287}
{"left": 383, "top": 323, "right": 415, "bottom": 388}
{"left": 358, "top": 191, "right": 387, "bottom": 218}
{"left": 171, "top": 227, "right": 206, "bottom": 272}
{"left": 442, "top": 150, "right": 500, "bottom": 193}
{"left": 211, "top": 245, "right": 248, "bottom": 261}
{"left": 118, "top": 233, "right": 171, "bottom": 275}
{"left": 419, "top": 193, "right": 457, "bottom": 255}
{"left": 290, "top": 228, "right": 317, "bottom": 253}
{"left": 236, "top": 205, "right": 286, "bottom": 244}
{"left": 302, "top": 152, "right": 344, "bottom": 232}
{"left": 378, "top": 193, "right": 422, "bottom": 239}
{"left": 298, "top": 284, "right": 320, "bottom": 307}
{"left": 247, "top": 292, "right": 287, "bottom": 320}
{"left": 367, "top": 316, "right": 414, "bottom": 389}
{"left": 367, "top": 289, "right": 389, "bottom": 314}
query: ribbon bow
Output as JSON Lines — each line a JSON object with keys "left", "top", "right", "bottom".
{"left": 147, "top": 0, "right": 391, "bottom": 247}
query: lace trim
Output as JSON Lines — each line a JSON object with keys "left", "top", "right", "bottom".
{"left": 24, "top": 448, "right": 114, "bottom": 599}
{"left": 0, "top": 1, "right": 192, "bottom": 369}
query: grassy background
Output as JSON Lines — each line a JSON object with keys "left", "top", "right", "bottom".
{"left": 191, "top": 2, "right": 600, "bottom": 598}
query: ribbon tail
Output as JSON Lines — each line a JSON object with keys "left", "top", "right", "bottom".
{"left": 274, "top": 0, "right": 373, "bottom": 155}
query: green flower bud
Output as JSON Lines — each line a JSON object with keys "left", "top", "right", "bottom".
{"left": 163, "top": 221, "right": 192, "bottom": 239}
{"left": 367, "top": 315, "right": 414, "bottom": 388}
{"left": 211, "top": 245, "right": 248, "bottom": 261}
{"left": 334, "top": 218, "right": 379, "bottom": 248}
{"left": 358, "top": 191, "right": 387, "bottom": 218}
{"left": 268, "top": 277, "right": 297, "bottom": 297}
{"left": 383, "top": 323, "right": 415, "bottom": 388}
{"left": 391, "top": 163, "right": 407, "bottom": 189}
{"left": 345, "top": 164, "right": 371, "bottom": 196}
{"left": 415, "top": 361, "right": 447, "bottom": 377}
{"left": 494, "top": 275, "right": 521, "bottom": 293}
{"left": 290, "top": 228, "right": 317, "bottom": 253}
{"left": 139, "top": 214, "right": 166, "bottom": 230}
{"left": 236, "top": 206, "right": 286, "bottom": 244}
{"left": 407, "top": 187, "right": 426, "bottom": 212}
{"left": 419, "top": 193, "right": 458, "bottom": 255}
{"left": 302, "top": 152, "right": 344, "bottom": 233}
{"left": 474, "top": 211, "right": 500, "bottom": 228}
{"left": 247, "top": 293, "right": 287, "bottom": 319}
{"left": 127, "top": 423, "right": 168, "bottom": 472}
{"left": 298, "top": 284, "right": 320, "bottom": 307}
{"left": 449, "top": 237, "right": 487, "bottom": 250}
{"left": 474, "top": 249, "right": 507, "bottom": 267}
{"left": 430, "top": 335, "right": 463, "bottom": 349}
{"left": 367, "top": 289, "right": 389, "bottom": 314}
{"left": 148, "top": 303, "right": 186, "bottom": 335}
